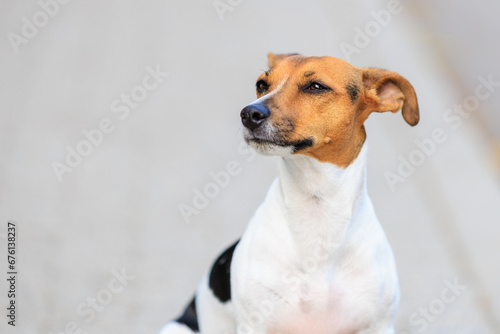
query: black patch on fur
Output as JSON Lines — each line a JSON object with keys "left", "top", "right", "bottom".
{"left": 292, "top": 138, "right": 314, "bottom": 152}
{"left": 346, "top": 83, "right": 360, "bottom": 103}
{"left": 208, "top": 240, "right": 240, "bottom": 303}
{"left": 176, "top": 297, "right": 199, "bottom": 331}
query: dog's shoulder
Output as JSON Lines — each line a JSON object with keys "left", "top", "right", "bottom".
{"left": 208, "top": 239, "right": 240, "bottom": 303}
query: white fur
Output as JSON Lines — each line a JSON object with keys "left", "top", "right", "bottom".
{"left": 230, "top": 143, "right": 400, "bottom": 334}
{"left": 246, "top": 139, "right": 294, "bottom": 156}
{"left": 159, "top": 143, "right": 399, "bottom": 334}
{"left": 196, "top": 275, "right": 236, "bottom": 333}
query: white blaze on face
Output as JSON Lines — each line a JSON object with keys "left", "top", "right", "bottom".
{"left": 243, "top": 76, "right": 294, "bottom": 156}
{"left": 250, "top": 74, "right": 289, "bottom": 105}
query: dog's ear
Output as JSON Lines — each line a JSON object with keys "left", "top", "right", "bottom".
{"left": 361, "top": 68, "right": 419, "bottom": 126}
{"left": 267, "top": 53, "right": 300, "bottom": 69}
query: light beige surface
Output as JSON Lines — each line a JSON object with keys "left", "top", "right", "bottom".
{"left": 0, "top": 0, "right": 499, "bottom": 333}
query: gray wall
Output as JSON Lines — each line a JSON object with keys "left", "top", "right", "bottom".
{"left": 1, "top": 0, "right": 499, "bottom": 333}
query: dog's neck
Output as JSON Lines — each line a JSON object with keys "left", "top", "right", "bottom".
{"left": 276, "top": 143, "right": 369, "bottom": 258}
{"left": 278, "top": 143, "right": 367, "bottom": 209}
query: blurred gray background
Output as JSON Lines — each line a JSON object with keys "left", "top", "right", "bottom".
{"left": 1, "top": 0, "right": 499, "bottom": 333}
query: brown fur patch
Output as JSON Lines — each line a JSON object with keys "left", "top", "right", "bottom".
{"left": 256, "top": 54, "right": 419, "bottom": 167}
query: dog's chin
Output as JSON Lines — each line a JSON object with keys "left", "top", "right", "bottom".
{"left": 246, "top": 138, "right": 294, "bottom": 156}
{"left": 243, "top": 126, "right": 315, "bottom": 156}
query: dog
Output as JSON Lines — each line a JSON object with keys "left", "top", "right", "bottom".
{"left": 160, "top": 53, "right": 419, "bottom": 334}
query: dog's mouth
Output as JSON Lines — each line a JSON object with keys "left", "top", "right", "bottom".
{"left": 244, "top": 133, "right": 314, "bottom": 155}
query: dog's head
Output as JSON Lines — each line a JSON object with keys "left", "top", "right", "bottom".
{"left": 241, "top": 53, "right": 419, "bottom": 167}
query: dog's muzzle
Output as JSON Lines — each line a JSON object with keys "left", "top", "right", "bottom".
{"left": 240, "top": 104, "right": 270, "bottom": 131}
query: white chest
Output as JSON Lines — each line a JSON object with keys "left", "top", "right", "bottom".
{"left": 231, "top": 148, "right": 398, "bottom": 333}
{"left": 233, "top": 251, "right": 383, "bottom": 334}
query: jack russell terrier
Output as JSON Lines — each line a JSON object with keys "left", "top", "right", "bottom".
{"left": 160, "top": 53, "right": 419, "bottom": 334}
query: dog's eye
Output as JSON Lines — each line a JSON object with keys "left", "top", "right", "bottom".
{"left": 306, "top": 82, "right": 327, "bottom": 91}
{"left": 256, "top": 80, "right": 269, "bottom": 94}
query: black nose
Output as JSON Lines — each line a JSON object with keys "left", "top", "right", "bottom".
{"left": 240, "top": 104, "right": 270, "bottom": 130}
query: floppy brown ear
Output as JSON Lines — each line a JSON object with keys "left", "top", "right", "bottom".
{"left": 361, "top": 68, "right": 419, "bottom": 126}
{"left": 267, "top": 53, "right": 300, "bottom": 69}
